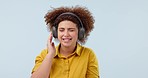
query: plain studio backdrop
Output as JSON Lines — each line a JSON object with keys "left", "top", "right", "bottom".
{"left": 0, "top": 0, "right": 148, "bottom": 78}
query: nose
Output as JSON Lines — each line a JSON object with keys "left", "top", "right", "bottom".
{"left": 63, "top": 30, "right": 70, "bottom": 37}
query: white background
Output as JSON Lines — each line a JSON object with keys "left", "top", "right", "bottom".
{"left": 0, "top": 0, "right": 148, "bottom": 78}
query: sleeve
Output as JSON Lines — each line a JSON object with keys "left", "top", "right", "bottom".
{"left": 86, "top": 49, "right": 100, "bottom": 78}
{"left": 31, "top": 49, "right": 48, "bottom": 73}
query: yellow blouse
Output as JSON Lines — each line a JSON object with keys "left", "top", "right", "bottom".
{"left": 32, "top": 43, "right": 100, "bottom": 78}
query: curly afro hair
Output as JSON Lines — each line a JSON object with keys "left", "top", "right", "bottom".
{"left": 44, "top": 5, "right": 94, "bottom": 44}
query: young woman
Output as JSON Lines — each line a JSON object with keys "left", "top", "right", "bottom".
{"left": 31, "top": 6, "right": 100, "bottom": 78}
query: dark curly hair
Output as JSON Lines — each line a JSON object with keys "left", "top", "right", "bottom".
{"left": 44, "top": 5, "right": 94, "bottom": 44}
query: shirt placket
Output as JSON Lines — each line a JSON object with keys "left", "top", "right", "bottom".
{"left": 64, "top": 58, "right": 70, "bottom": 78}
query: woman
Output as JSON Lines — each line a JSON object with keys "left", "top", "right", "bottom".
{"left": 31, "top": 6, "right": 100, "bottom": 78}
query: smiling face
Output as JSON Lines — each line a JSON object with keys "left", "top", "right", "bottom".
{"left": 57, "top": 20, "right": 78, "bottom": 48}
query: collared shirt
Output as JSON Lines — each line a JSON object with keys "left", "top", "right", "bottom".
{"left": 32, "top": 43, "right": 100, "bottom": 78}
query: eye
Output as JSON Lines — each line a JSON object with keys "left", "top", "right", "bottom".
{"left": 59, "top": 29, "right": 64, "bottom": 32}
{"left": 69, "top": 28, "right": 75, "bottom": 32}
{"left": 69, "top": 29, "right": 74, "bottom": 32}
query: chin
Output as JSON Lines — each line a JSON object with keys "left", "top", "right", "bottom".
{"left": 61, "top": 42, "right": 72, "bottom": 47}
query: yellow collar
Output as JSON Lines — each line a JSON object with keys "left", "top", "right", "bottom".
{"left": 54, "top": 43, "right": 83, "bottom": 58}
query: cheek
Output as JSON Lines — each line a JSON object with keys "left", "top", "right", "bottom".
{"left": 72, "top": 33, "right": 78, "bottom": 37}
{"left": 57, "top": 32, "right": 62, "bottom": 39}
{"left": 71, "top": 32, "right": 78, "bottom": 38}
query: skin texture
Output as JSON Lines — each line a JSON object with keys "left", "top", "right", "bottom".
{"left": 57, "top": 20, "right": 78, "bottom": 57}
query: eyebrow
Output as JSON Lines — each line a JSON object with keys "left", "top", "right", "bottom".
{"left": 58, "top": 28, "right": 76, "bottom": 29}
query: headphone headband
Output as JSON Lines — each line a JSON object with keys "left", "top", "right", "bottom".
{"left": 55, "top": 12, "right": 84, "bottom": 29}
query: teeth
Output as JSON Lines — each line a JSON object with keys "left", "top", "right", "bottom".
{"left": 62, "top": 38, "right": 72, "bottom": 41}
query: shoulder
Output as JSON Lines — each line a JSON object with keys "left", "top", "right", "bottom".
{"left": 80, "top": 45, "right": 97, "bottom": 58}
{"left": 40, "top": 49, "right": 48, "bottom": 56}
{"left": 81, "top": 45, "right": 95, "bottom": 54}
{"left": 80, "top": 45, "right": 98, "bottom": 63}
{"left": 35, "top": 49, "right": 48, "bottom": 60}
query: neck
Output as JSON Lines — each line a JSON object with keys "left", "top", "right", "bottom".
{"left": 60, "top": 43, "right": 77, "bottom": 57}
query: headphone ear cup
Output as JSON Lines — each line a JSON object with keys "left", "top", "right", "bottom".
{"left": 52, "top": 26, "right": 58, "bottom": 38}
{"left": 78, "top": 28, "right": 85, "bottom": 40}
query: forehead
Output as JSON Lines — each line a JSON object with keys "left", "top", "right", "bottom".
{"left": 58, "top": 20, "right": 77, "bottom": 28}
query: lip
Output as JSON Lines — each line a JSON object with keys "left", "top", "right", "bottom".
{"left": 62, "top": 38, "right": 72, "bottom": 42}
